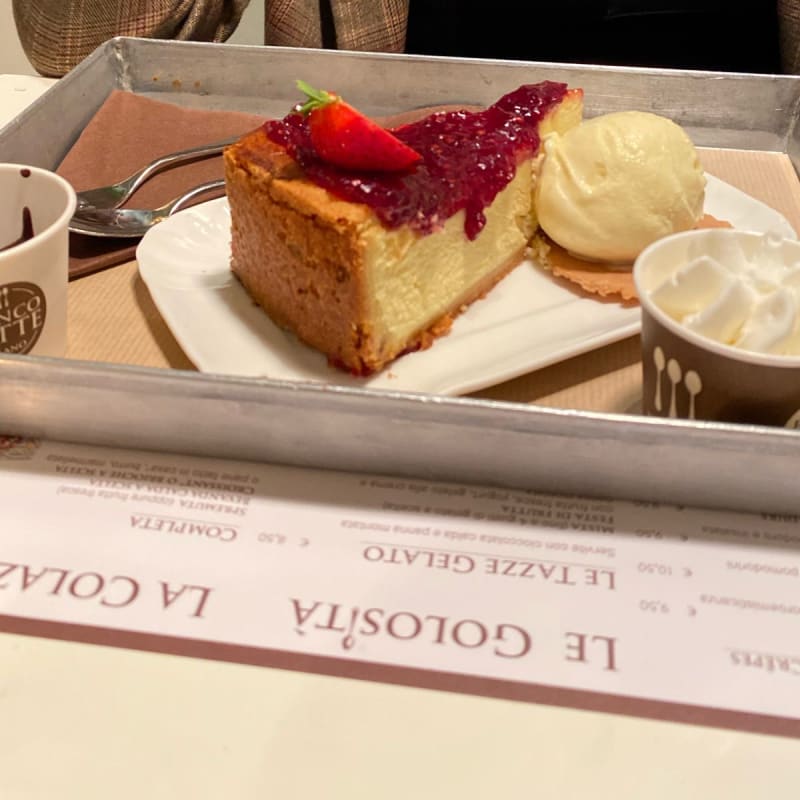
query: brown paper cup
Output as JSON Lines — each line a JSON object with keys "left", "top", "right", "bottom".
{"left": 634, "top": 228, "right": 800, "bottom": 428}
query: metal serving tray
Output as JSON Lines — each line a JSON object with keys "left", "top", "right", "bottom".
{"left": 2, "top": 38, "right": 800, "bottom": 516}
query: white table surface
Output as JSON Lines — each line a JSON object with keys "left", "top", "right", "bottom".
{"left": 0, "top": 73, "right": 56, "bottom": 128}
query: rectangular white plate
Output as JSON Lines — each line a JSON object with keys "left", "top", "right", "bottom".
{"left": 136, "top": 175, "right": 794, "bottom": 395}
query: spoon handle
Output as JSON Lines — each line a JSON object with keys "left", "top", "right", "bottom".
{"left": 130, "top": 139, "right": 237, "bottom": 195}
{"left": 169, "top": 179, "right": 227, "bottom": 215}
{"left": 76, "top": 137, "right": 238, "bottom": 210}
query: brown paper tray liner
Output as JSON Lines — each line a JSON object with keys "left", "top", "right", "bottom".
{"left": 58, "top": 90, "right": 265, "bottom": 279}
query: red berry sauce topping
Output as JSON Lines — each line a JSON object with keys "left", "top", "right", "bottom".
{"left": 264, "top": 81, "right": 568, "bottom": 240}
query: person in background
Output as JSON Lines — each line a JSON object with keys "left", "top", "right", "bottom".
{"left": 12, "top": 0, "right": 800, "bottom": 77}
{"left": 12, "top": 0, "right": 408, "bottom": 77}
{"left": 778, "top": 0, "right": 800, "bottom": 73}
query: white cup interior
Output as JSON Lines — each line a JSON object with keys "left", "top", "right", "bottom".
{"left": 0, "top": 164, "right": 76, "bottom": 255}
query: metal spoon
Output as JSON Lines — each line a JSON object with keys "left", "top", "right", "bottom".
{"left": 69, "top": 179, "right": 226, "bottom": 238}
{"left": 74, "top": 137, "right": 236, "bottom": 211}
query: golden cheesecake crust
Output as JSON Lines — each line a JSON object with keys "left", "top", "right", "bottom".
{"left": 226, "top": 128, "right": 377, "bottom": 372}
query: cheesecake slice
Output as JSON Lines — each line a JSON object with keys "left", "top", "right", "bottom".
{"left": 224, "top": 82, "right": 583, "bottom": 375}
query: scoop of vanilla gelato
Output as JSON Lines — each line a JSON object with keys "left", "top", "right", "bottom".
{"left": 535, "top": 110, "right": 706, "bottom": 263}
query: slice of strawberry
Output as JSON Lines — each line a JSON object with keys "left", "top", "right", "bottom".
{"left": 296, "top": 80, "right": 422, "bottom": 172}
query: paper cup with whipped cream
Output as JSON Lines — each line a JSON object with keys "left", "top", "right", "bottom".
{"left": 634, "top": 228, "right": 800, "bottom": 428}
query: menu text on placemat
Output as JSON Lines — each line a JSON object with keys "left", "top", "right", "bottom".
{"left": 1, "top": 437, "right": 799, "bottom": 737}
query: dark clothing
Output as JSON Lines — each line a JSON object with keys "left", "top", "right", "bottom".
{"left": 407, "top": 1, "right": 782, "bottom": 73}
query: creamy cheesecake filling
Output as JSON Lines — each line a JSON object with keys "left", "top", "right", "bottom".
{"left": 356, "top": 92, "right": 583, "bottom": 362}
{"left": 361, "top": 163, "right": 535, "bottom": 357}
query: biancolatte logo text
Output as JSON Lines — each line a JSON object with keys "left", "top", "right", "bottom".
{"left": 0, "top": 281, "right": 46, "bottom": 354}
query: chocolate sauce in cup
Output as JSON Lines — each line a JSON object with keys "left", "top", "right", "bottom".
{"left": 0, "top": 207, "right": 34, "bottom": 252}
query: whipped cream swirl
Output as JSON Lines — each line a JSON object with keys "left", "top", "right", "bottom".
{"left": 650, "top": 231, "right": 800, "bottom": 355}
